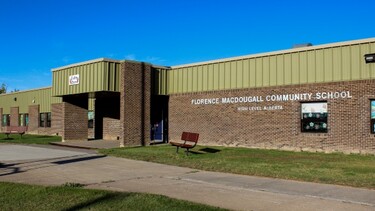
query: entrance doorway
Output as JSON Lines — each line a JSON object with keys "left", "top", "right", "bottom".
{"left": 151, "top": 95, "right": 169, "bottom": 143}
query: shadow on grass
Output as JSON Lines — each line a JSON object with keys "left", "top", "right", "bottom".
{"left": 199, "top": 148, "right": 221, "bottom": 153}
{"left": 61, "top": 193, "right": 130, "bottom": 211}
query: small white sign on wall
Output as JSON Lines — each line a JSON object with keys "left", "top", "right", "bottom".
{"left": 69, "top": 74, "right": 80, "bottom": 85}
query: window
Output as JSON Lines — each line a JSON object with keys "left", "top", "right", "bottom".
{"left": 88, "top": 111, "right": 94, "bottom": 128}
{"left": 39, "top": 112, "right": 51, "bottom": 128}
{"left": 301, "top": 102, "right": 328, "bottom": 133}
{"left": 19, "top": 113, "right": 29, "bottom": 126}
{"left": 371, "top": 101, "right": 375, "bottom": 133}
{"left": 39, "top": 113, "right": 45, "bottom": 127}
{"left": 2, "top": 114, "right": 10, "bottom": 127}
{"left": 46, "top": 112, "right": 51, "bottom": 127}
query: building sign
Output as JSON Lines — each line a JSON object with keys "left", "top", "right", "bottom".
{"left": 191, "top": 91, "right": 352, "bottom": 105}
{"left": 69, "top": 74, "right": 80, "bottom": 85}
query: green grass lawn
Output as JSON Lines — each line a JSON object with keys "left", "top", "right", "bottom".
{"left": 0, "top": 134, "right": 61, "bottom": 144}
{"left": 0, "top": 182, "right": 225, "bottom": 211}
{"left": 99, "top": 145, "right": 375, "bottom": 189}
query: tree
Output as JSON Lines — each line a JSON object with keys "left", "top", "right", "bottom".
{"left": 0, "top": 83, "right": 6, "bottom": 94}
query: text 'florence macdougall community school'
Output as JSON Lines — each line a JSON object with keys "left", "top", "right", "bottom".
{"left": 1, "top": 38, "right": 375, "bottom": 154}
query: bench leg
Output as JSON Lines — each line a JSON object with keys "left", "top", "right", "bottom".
{"left": 176, "top": 146, "right": 179, "bottom": 153}
{"left": 185, "top": 148, "right": 189, "bottom": 156}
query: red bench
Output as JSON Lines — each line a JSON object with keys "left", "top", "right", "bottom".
{"left": 170, "top": 132, "right": 199, "bottom": 155}
{"left": 0, "top": 126, "right": 28, "bottom": 139}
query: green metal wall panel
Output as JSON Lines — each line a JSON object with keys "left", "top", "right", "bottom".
{"left": 0, "top": 87, "right": 62, "bottom": 114}
{"left": 52, "top": 60, "right": 120, "bottom": 96}
{"left": 165, "top": 40, "right": 375, "bottom": 94}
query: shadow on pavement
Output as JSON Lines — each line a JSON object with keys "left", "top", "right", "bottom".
{"left": 52, "top": 155, "right": 107, "bottom": 165}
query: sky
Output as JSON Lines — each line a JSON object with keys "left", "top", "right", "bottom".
{"left": 0, "top": 0, "right": 374, "bottom": 91}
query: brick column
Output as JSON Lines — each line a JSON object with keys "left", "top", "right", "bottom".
{"left": 120, "top": 61, "right": 152, "bottom": 146}
{"left": 10, "top": 107, "right": 19, "bottom": 126}
{"left": 28, "top": 105, "right": 39, "bottom": 133}
{"left": 0, "top": 108, "right": 3, "bottom": 131}
{"left": 62, "top": 95, "right": 88, "bottom": 141}
{"left": 51, "top": 103, "right": 63, "bottom": 136}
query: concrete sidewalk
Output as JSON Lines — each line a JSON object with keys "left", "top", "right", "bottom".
{"left": 1, "top": 144, "right": 374, "bottom": 211}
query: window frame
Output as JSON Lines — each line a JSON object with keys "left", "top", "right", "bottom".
{"left": 370, "top": 100, "right": 375, "bottom": 134}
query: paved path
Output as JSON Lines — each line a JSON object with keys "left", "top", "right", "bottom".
{"left": 1, "top": 144, "right": 374, "bottom": 211}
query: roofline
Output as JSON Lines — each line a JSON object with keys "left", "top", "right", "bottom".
{"left": 52, "top": 58, "right": 122, "bottom": 72}
{"left": 171, "top": 37, "right": 375, "bottom": 69}
{"left": 0, "top": 86, "right": 52, "bottom": 96}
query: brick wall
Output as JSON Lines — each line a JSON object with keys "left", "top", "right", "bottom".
{"left": 120, "top": 61, "right": 151, "bottom": 146}
{"left": 169, "top": 79, "right": 375, "bottom": 154}
{"left": 96, "top": 95, "right": 121, "bottom": 140}
{"left": 10, "top": 107, "right": 19, "bottom": 127}
{"left": 28, "top": 105, "right": 39, "bottom": 133}
{"left": 62, "top": 95, "right": 88, "bottom": 141}
{"left": 0, "top": 108, "right": 3, "bottom": 131}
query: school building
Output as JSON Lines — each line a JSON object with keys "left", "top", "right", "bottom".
{"left": 1, "top": 38, "right": 375, "bottom": 154}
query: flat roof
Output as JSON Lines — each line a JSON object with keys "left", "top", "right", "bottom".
{"left": 0, "top": 86, "right": 52, "bottom": 96}
{"left": 171, "top": 37, "right": 375, "bottom": 69}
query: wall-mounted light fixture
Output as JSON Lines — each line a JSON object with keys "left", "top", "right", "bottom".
{"left": 364, "top": 53, "right": 375, "bottom": 63}
{"left": 14, "top": 97, "right": 17, "bottom": 101}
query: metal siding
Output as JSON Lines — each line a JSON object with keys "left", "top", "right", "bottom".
{"left": 284, "top": 54, "right": 292, "bottom": 85}
{"left": 249, "top": 59, "right": 256, "bottom": 87}
{"left": 0, "top": 88, "right": 62, "bottom": 114}
{"left": 275, "top": 55, "right": 283, "bottom": 86}
{"left": 218, "top": 63, "right": 224, "bottom": 90}
{"left": 342, "top": 46, "right": 351, "bottom": 80}
{"left": 255, "top": 58, "right": 263, "bottom": 87}
{"left": 324, "top": 48, "right": 333, "bottom": 81}
{"left": 351, "top": 45, "right": 361, "bottom": 80}
{"left": 269, "top": 56, "right": 277, "bottom": 86}
{"left": 315, "top": 50, "right": 324, "bottom": 82}
{"left": 207, "top": 64, "right": 214, "bottom": 91}
{"left": 196, "top": 66, "right": 202, "bottom": 91}
{"left": 165, "top": 41, "right": 375, "bottom": 94}
{"left": 307, "top": 51, "right": 316, "bottom": 83}
{"left": 243, "top": 59, "right": 250, "bottom": 88}
{"left": 299, "top": 52, "right": 308, "bottom": 83}
{"left": 213, "top": 63, "right": 219, "bottom": 90}
{"left": 291, "top": 53, "right": 299, "bottom": 84}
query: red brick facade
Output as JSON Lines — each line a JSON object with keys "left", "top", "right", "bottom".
{"left": 169, "top": 79, "right": 375, "bottom": 154}
{"left": 120, "top": 61, "right": 152, "bottom": 146}
{"left": 62, "top": 96, "right": 88, "bottom": 141}
{"left": 28, "top": 105, "right": 39, "bottom": 133}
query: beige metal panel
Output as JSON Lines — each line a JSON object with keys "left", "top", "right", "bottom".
{"left": 299, "top": 52, "right": 308, "bottom": 84}
{"left": 202, "top": 65, "right": 208, "bottom": 91}
{"left": 351, "top": 45, "right": 361, "bottom": 80}
{"left": 178, "top": 68, "right": 183, "bottom": 93}
{"left": 186, "top": 67, "right": 193, "bottom": 92}
{"left": 291, "top": 53, "right": 299, "bottom": 84}
{"left": 276, "top": 55, "right": 284, "bottom": 86}
{"left": 284, "top": 54, "right": 292, "bottom": 85}
{"left": 269, "top": 56, "right": 277, "bottom": 86}
{"left": 219, "top": 63, "right": 225, "bottom": 90}
{"left": 243, "top": 59, "right": 250, "bottom": 88}
{"left": 360, "top": 44, "right": 370, "bottom": 79}
{"left": 255, "top": 58, "right": 263, "bottom": 87}
{"left": 192, "top": 66, "right": 198, "bottom": 92}
{"left": 213, "top": 63, "right": 219, "bottom": 90}
{"left": 307, "top": 51, "right": 316, "bottom": 83}
{"left": 262, "top": 57, "right": 270, "bottom": 86}
{"left": 182, "top": 68, "right": 188, "bottom": 93}
{"left": 249, "top": 59, "right": 256, "bottom": 87}
{"left": 0, "top": 88, "right": 62, "bottom": 114}
{"left": 324, "top": 48, "right": 333, "bottom": 81}
{"left": 52, "top": 60, "right": 120, "bottom": 96}
{"left": 332, "top": 47, "right": 342, "bottom": 81}
{"left": 235, "top": 61, "right": 243, "bottom": 89}
{"left": 315, "top": 50, "right": 324, "bottom": 82}
{"left": 224, "top": 62, "right": 230, "bottom": 89}
{"left": 342, "top": 46, "right": 351, "bottom": 80}
{"left": 197, "top": 66, "right": 202, "bottom": 91}
{"left": 370, "top": 43, "right": 375, "bottom": 78}
{"left": 207, "top": 64, "right": 214, "bottom": 91}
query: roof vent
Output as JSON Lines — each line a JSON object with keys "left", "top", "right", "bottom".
{"left": 293, "top": 43, "right": 313, "bottom": 48}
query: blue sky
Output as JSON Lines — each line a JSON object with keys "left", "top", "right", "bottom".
{"left": 0, "top": 0, "right": 374, "bottom": 91}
